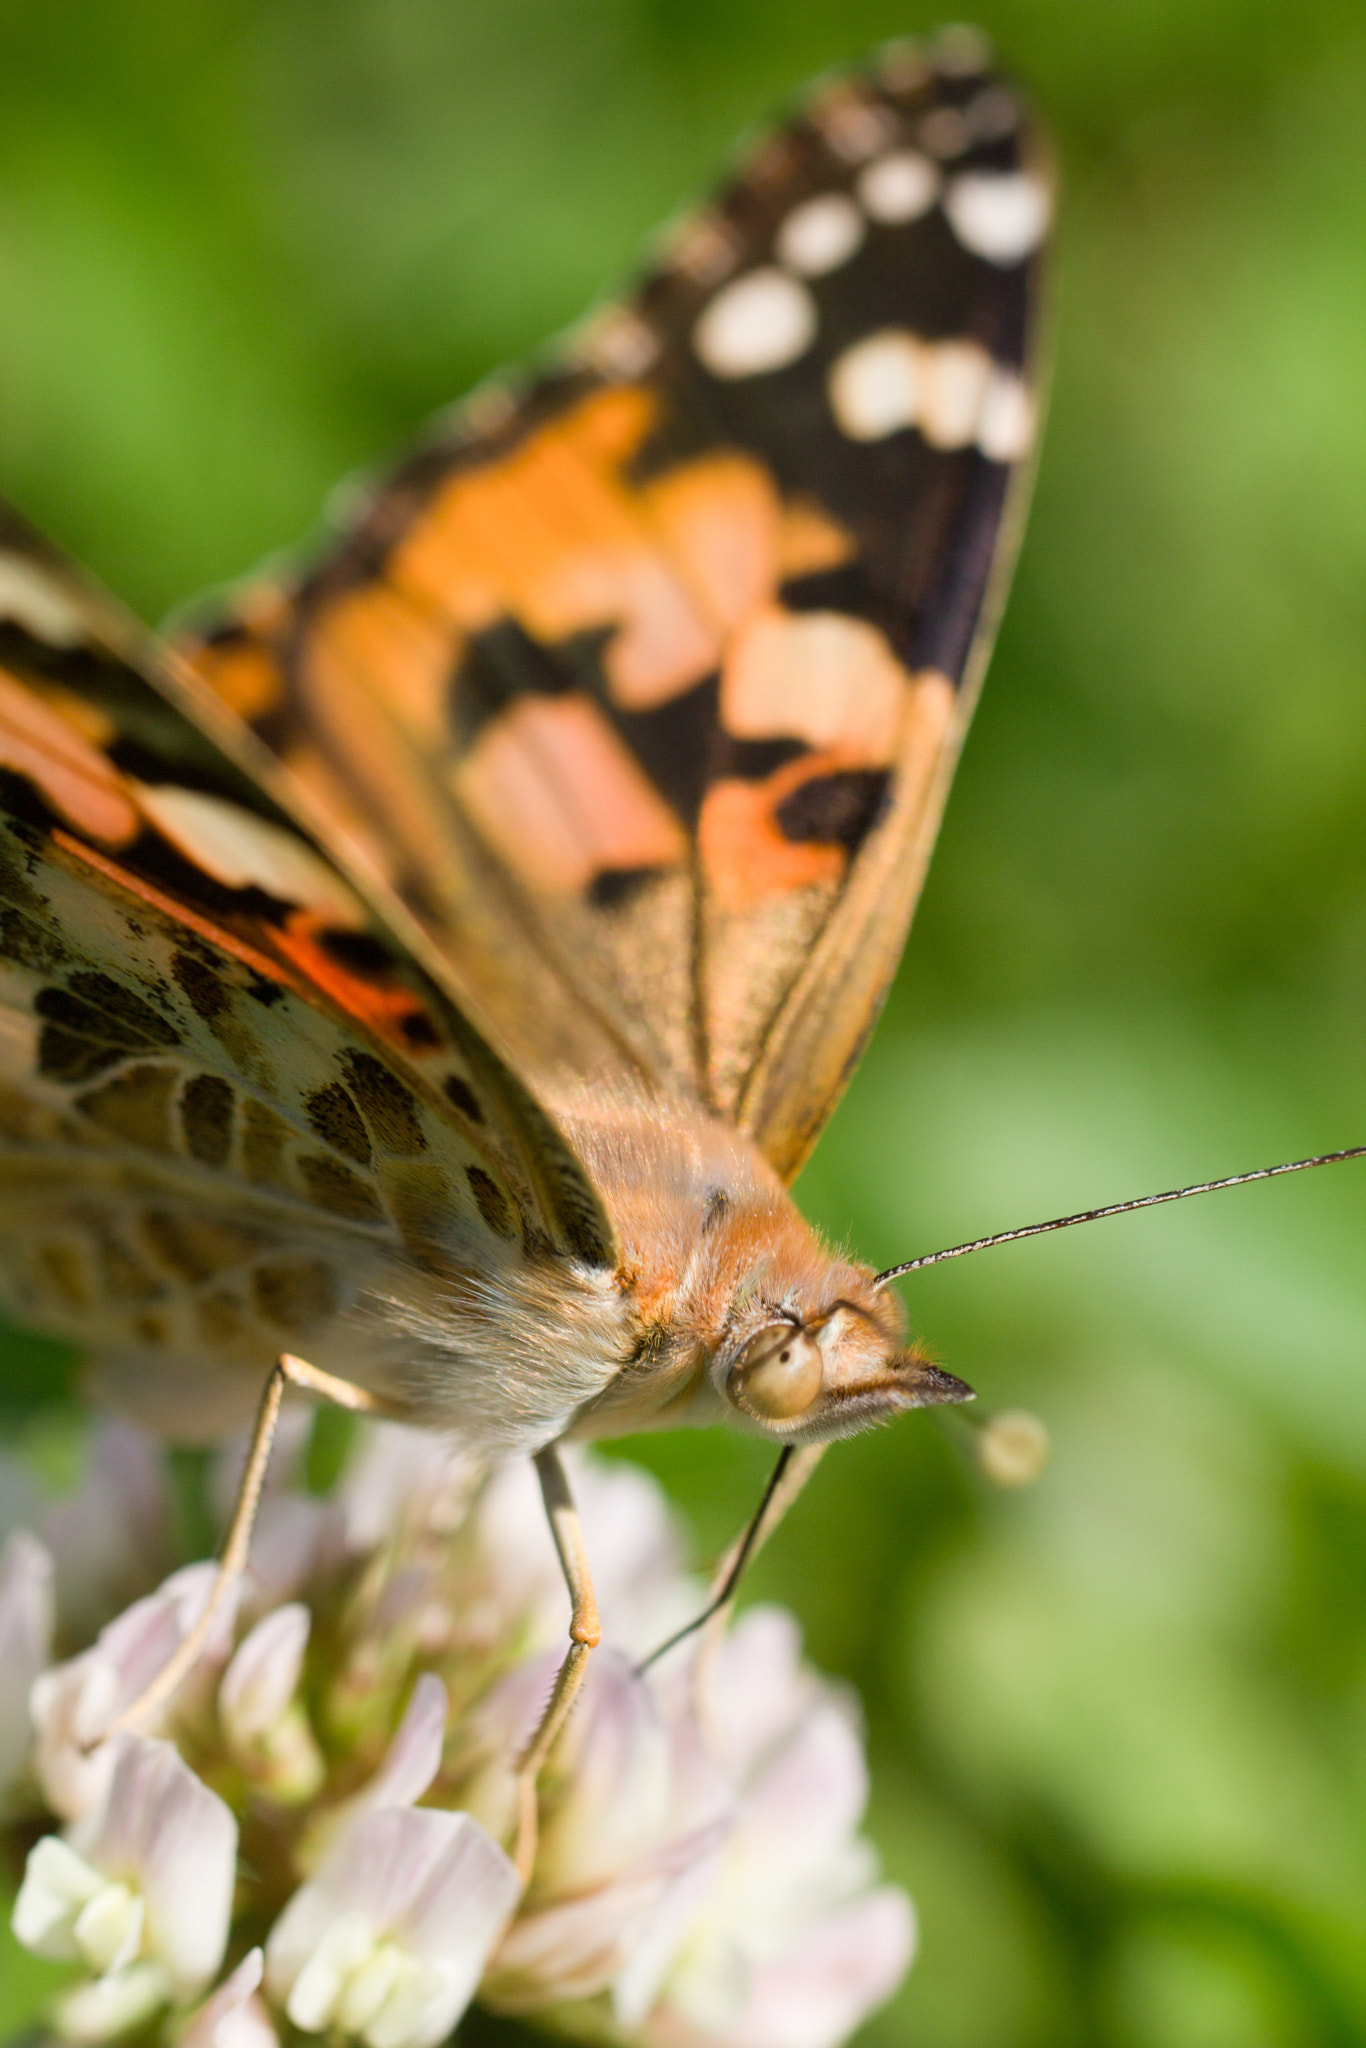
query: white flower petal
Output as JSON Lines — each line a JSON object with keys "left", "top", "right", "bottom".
{"left": 362, "top": 1954, "right": 454, "bottom": 2048}
{"left": 12, "top": 1835, "right": 105, "bottom": 1958}
{"left": 285, "top": 1912, "right": 375, "bottom": 2032}
{"left": 490, "top": 1821, "right": 727, "bottom": 2017}
{"left": 55, "top": 1958, "right": 170, "bottom": 2043}
{"left": 393, "top": 1813, "right": 521, "bottom": 1989}
{"left": 72, "top": 1881, "right": 143, "bottom": 1975}
{"left": 333, "top": 1938, "right": 408, "bottom": 2034}
{"left": 30, "top": 1652, "right": 123, "bottom": 1823}
{"left": 246, "top": 1492, "right": 347, "bottom": 1610}
{"left": 611, "top": 1839, "right": 727, "bottom": 2030}
{"left": 339, "top": 1424, "right": 473, "bottom": 1557}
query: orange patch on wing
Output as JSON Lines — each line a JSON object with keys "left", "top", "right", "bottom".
{"left": 0, "top": 668, "right": 139, "bottom": 844}
{"left": 776, "top": 498, "right": 858, "bottom": 579}
{"left": 698, "top": 755, "right": 854, "bottom": 913}
{"left": 379, "top": 385, "right": 857, "bottom": 717}
{"left": 187, "top": 634, "right": 284, "bottom": 726}
{"left": 269, "top": 910, "right": 441, "bottom": 1052}
{"left": 610, "top": 461, "right": 850, "bottom": 710}
{"left": 453, "top": 693, "right": 687, "bottom": 896}
{"left": 311, "top": 580, "right": 460, "bottom": 748}
{"left": 390, "top": 386, "right": 657, "bottom": 635}
{"left": 53, "top": 830, "right": 432, "bottom": 1055}
{"left": 721, "top": 606, "right": 907, "bottom": 759}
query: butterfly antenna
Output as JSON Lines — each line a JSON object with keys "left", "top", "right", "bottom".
{"left": 873, "top": 1144, "right": 1366, "bottom": 1288}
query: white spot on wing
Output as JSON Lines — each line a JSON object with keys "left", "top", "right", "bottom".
{"left": 857, "top": 149, "right": 940, "bottom": 223}
{"left": 918, "top": 340, "right": 993, "bottom": 448}
{"left": 829, "top": 332, "right": 921, "bottom": 441}
{"left": 693, "top": 269, "right": 818, "bottom": 379}
{"left": 132, "top": 785, "right": 365, "bottom": 925}
{"left": 978, "top": 369, "right": 1036, "bottom": 461}
{"left": 0, "top": 556, "right": 87, "bottom": 648}
{"left": 829, "top": 331, "right": 1012, "bottom": 456}
{"left": 944, "top": 171, "right": 1050, "bottom": 264}
{"left": 776, "top": 194, "right": 865, "bottom": 275}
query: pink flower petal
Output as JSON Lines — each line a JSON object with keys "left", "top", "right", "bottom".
{"left": 736, "top": 1700, "right": 869, "bottom": 1897}
{"left": 488, "top": 1823, "right": 728, "bottom": 2015}
{"left": 0, "top": 1529, "right": 52, "bottom": 1797}
{"left": 32, "top": 1563, "right": 237, "bottom": 1821}
{"left": 182, "top": 1948, "right": 278, "bottom": 2048}
{"left": 699, "top": 1607, "right": 821, "bottom": 1780}
{"left": 736, "top": 1888, "right": 916, "bottom": 2048}
{"left": 536, "top": 1652, "right": 671, "bottom": 1894}
{"left": 220, "top": 1606, "right": 310, "bottom": 1749}
{"left": 360, "top": 1673, "right": 448, "bottom": 1811}
{"left": 266, "top": 1805, "right": 518, "bottom": 2048}
{"left": 38, "top": 1422, "right": 171, "bottom": 1640}
{"left": 73, "top": 1735, "right": 236, "bottom": 1993}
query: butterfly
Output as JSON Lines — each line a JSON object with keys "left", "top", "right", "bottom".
{"left": 0, "top": 30, "right": 1050, "bottom": 1865}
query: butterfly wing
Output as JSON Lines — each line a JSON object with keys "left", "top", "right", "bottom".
{"left": 177, "top": 34, "right": 1049, "bottom": 1179}
{"left": 0, "top": 511, "right": 615, "bottom": 1437}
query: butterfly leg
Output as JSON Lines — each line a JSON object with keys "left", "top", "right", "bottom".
{"left": 513, "top": 1443, "right": 602, "bottom": 1884}
{"left": 108, "top": 1352, "right": 404, "bottom": 1740}
{"left": 636, "top": 1442, "right": 827, "bottom": 1677}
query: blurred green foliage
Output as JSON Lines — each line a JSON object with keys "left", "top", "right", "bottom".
{"left": 0, "top": 2, "right": 1364, "bottom": 2043}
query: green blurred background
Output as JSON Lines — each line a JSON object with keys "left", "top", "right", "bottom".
{"left": 1, "top": 2, "right": 1364, "bottom": 2042}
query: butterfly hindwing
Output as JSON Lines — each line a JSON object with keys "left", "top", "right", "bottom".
{"left": 0, "top": 514, "right": 615, "bottom": 1435}
{"left": 178, "top": 32, "right": 1049, "bottom": 1178}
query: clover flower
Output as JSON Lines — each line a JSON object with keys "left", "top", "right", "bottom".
{"left": 1, "top": 1411, "right": 911, "bottom": 2048}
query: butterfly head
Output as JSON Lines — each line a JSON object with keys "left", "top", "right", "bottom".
{"left": 719, "top": 1277, "right": 973, "bottom": 1445}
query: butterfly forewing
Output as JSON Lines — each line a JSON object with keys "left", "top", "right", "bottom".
{"left": 176, "top": 35, "right": 1050, "bottom": 1179}
{"left": 0, "top": 515, "right": 615, "bottom": 1434}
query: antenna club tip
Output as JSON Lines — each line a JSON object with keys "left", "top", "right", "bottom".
{"left": 978, "top": 1407, "right": 1050, "bottom": 1487}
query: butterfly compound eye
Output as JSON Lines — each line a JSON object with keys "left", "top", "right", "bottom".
{"left": 729, "top": 1323, "right": 824, "bottom": 1422}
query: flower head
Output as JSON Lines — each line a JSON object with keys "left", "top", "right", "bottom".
{"left": 2, "top": 1412, "right": 910, "bottom": 2048}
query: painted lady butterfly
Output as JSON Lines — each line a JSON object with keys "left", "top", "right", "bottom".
{"left": 0, "top": 30, "right": 1051, "bottom": 1855}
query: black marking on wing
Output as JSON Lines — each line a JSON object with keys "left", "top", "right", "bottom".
{"left": 775, "top": 770, "right": 891, "bottom": 851}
